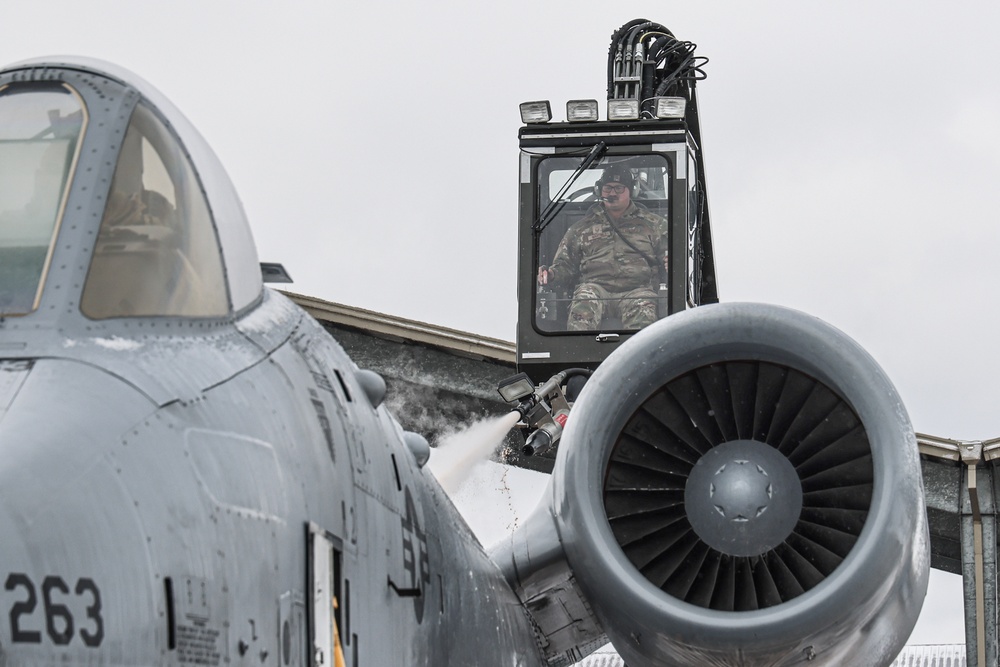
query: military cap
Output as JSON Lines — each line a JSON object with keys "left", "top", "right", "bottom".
{"left": 596, "top": 165, "right": 635, "bottom": 191}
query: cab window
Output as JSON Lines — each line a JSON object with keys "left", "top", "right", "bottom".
{"left": 0, "top": 83, "right": 85, "bottom": 315}
{"left": 534, "top": 154, "right": 670, "bottom": 333}
{"left": 81, "top": 103, "right": 229, "bottom": 319}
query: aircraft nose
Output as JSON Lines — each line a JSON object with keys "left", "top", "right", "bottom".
{"left": 0, "top": 358, "right": 155, "bottom": 510}
{"left": 0, "top": 358, "right": 161, "bottom": 658}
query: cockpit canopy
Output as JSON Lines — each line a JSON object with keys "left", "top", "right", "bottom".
{"left": 0, "top": 83, "right": 83, "bottom": 315}
{"left": 0, "top": 58, "right": 261, "bottom": 320}
{"left": 80, "top": 102, "right": 229, "bottom": 318}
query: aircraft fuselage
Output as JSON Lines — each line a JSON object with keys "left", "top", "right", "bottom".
{"left": 0, "top": 59, "right": 540, "bottom": 666}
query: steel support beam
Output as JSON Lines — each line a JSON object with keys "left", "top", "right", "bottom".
{"left": 959, "top": 442, "right": 997, "bottom": 666}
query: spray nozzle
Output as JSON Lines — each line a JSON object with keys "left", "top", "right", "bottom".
{"left": 522, "top": 409, "right": 570, "bottom": 457}
{"left": 498, "top": 370, "right": 583, "bottom": 456}
{"left": 517, "top": 397, "right": 548, "bottom": 425}
{"left": 498, "top": 372, "right": 566, "bottom": 426}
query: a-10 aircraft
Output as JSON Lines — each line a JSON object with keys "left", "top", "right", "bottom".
{"left": 0, "top": 19, "right": 930, "bottom": 667}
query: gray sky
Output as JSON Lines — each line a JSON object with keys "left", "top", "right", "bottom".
{"left": 6, "top": 0, "right": 1000, "bottom": 649}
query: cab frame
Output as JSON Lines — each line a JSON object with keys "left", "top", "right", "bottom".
{"left": 515, "top": 118, "right": 719, "bottom": 381}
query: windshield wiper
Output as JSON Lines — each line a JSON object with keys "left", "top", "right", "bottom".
{"left": 532, "top": 142, "right": 607, "bottom": 234}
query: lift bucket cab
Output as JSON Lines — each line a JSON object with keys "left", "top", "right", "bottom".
{"left": 515, "top": 20, "right": 718, "bottom": 383}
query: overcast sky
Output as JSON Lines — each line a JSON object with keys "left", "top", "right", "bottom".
{"left": 6, "top": 0, "right": 999, "bottom": 650}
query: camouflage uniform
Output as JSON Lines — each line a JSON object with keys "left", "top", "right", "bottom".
{"left": 548, "top": 202, "right": 668, "bottom": 330}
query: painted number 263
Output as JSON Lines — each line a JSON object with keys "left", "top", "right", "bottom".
{"left": 5, "top": 573, "right": 104, "bottom": 647}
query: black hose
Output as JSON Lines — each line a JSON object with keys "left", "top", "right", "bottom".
{"left": 607, "top": 18, "right": 650, "bottom": 99}
{"left": 606, "top": 19, "right": 709, "bottom": 119}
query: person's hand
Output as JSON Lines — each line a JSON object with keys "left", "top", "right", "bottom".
{"left": 537, "top": 266, "right": 552, "bottom": 286}
{"left": 663, "top": 253, "right": 669, "bottom": 273}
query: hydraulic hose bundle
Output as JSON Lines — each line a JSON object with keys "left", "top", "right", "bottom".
{"left": 607, "top": 19, "right": 709, "bottom": 119}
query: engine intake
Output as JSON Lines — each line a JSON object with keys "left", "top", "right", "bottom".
{"left": 497, "top": 303, "right": 929, "bottom": 667}
{"left": 605, "top": 358, "right": 873, "bottom": 611}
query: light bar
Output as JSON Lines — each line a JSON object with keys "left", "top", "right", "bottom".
{"left": 566, "top": 99, "right": 599, "bottom": 122}
{"left": 519, "top": 100, "right": 552, "bottom": 124}
{"left": 654, "top": 96, "right": 687, "bottom": 119}
{"left": 607, "top": 99, "right": 639, "bottom": 121}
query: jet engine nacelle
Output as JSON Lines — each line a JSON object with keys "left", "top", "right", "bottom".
{"left": 497, "top": 303, "right": 929, "bottom": 667}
